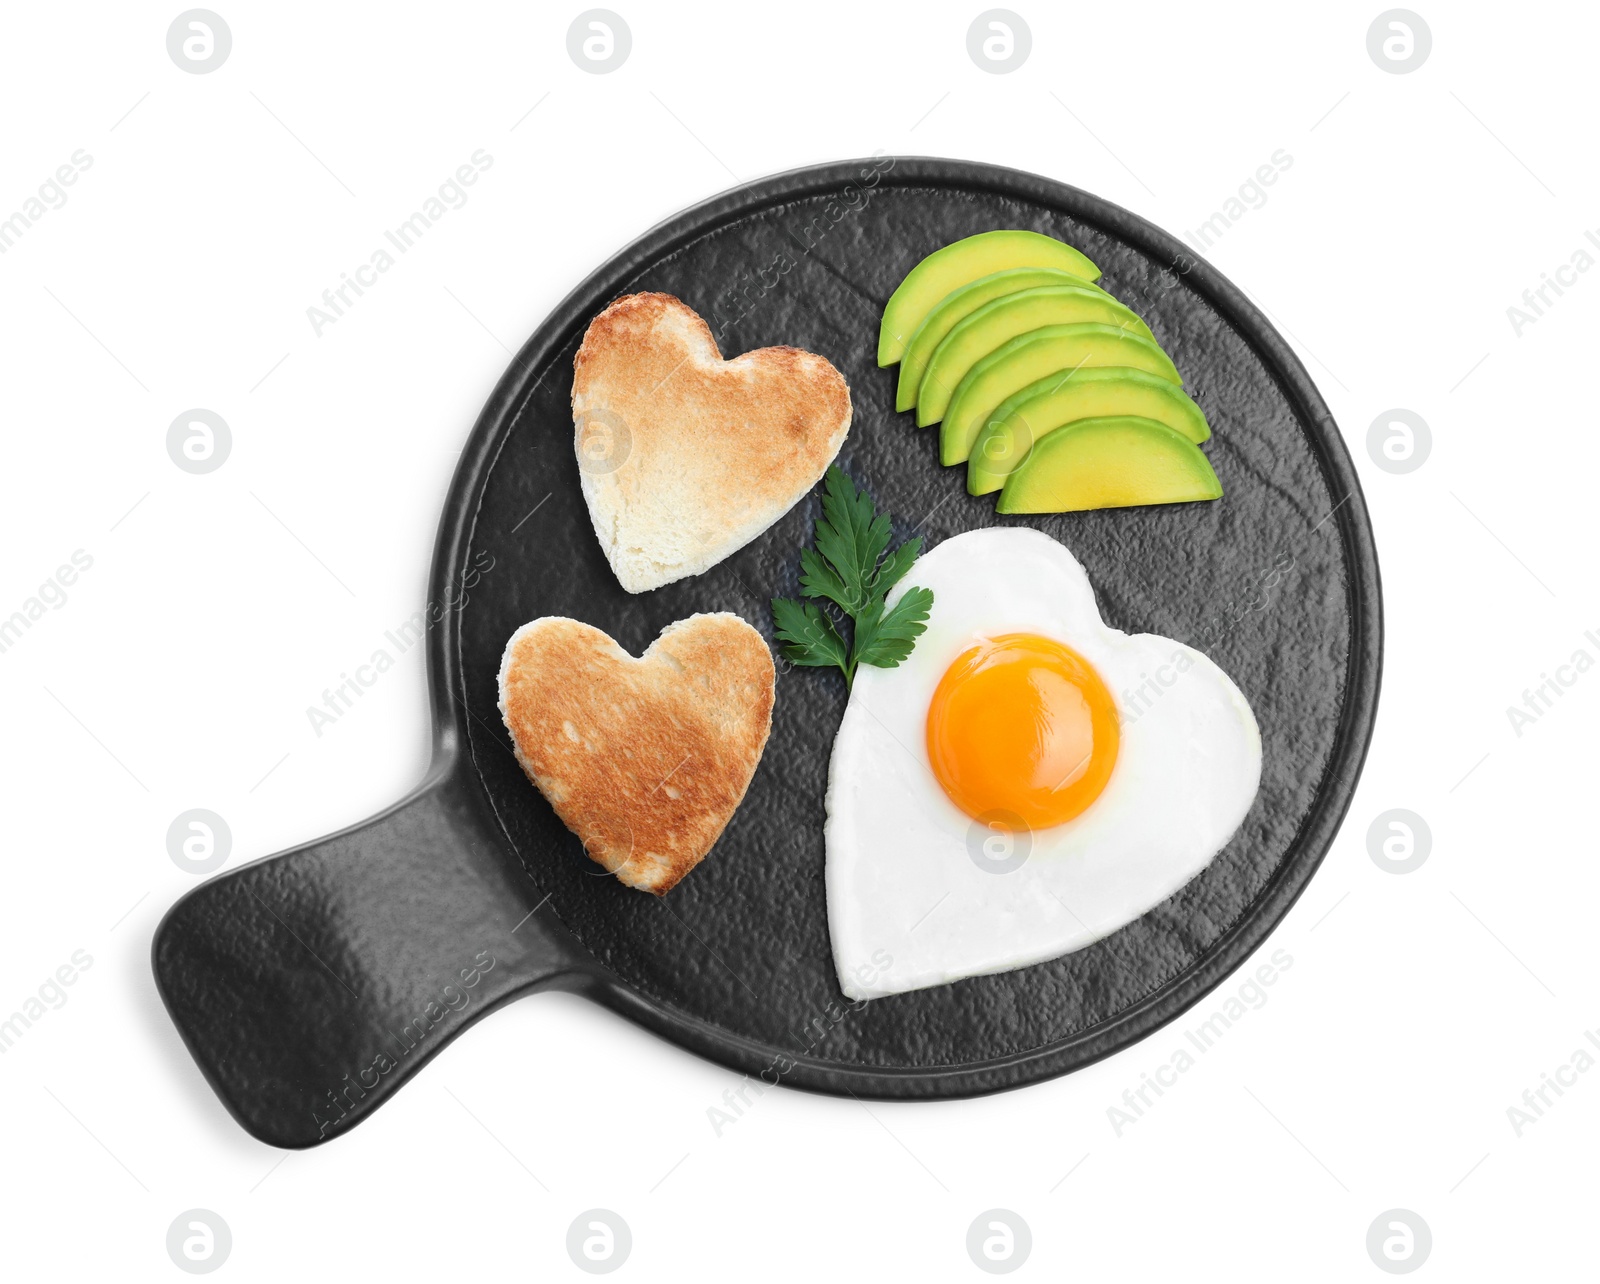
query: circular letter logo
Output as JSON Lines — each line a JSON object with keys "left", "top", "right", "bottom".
{"left": 167, "top": 409, "right": 232, "bottom": 474}
{"left": 167, "top": 11, "right": 232, "bottom": 73}
{"left": 1367, "top": 11, "right": 1432, "bottom": 74}
{"left": 166, "top": 810, "right": 232, "bottom": 876}
{"left": 966, "top": 1209, "right": 1032, "bottom": 1274}
{"left": 1367, "top": 809, "right": 1431, "bottom": 875}
{"left": 967, "top": 11, "right": 1032, "bottom": 74}
{"left": 966, "top": 811, "right": 1032, "bottom": 875}
{"left": 166, "top": 1209, "right": 232, "bottom": 1273}
{"left": 1366, "top": 409, "right": 1430, "bottom": 474}
{"left": 575, "top": 408, "right": 632, "bottom": 474}
{"left": 567, "top": 1209, "right": 631, "bottom": 1273}
{"left": 567, "top": 11, "right": 631, "bottom": 73}
{"left": 1366, "top": 1208, "right": 1431, "bottom": 1273}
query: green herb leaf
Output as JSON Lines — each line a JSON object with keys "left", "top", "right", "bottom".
{"left": 770, "top": 466, "right": 934, "bottom": 688}
{"left": 797, "top": 546, "right": 854, "bottom": 614}
{"left": 813, "top": 466, "right": 892, "bottom": 612}
{"left": 771, "top": 596, "right": 850, "bottom": 670}
{"left": 853, "top": 586, "right": 934, "bottom": 670}
{"left": 869, "top": 536, "right": 923, "bottom": 603}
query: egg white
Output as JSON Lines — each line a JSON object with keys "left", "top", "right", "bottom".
{"left": 826, "top": 527, "right": 1262, "bottom": 1000}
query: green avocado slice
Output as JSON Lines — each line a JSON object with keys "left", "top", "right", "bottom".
{"left": 967, "top": 368, "right": 1210, "bottom": 494}
{"left": 939, "top": 325, "right": 1182, "bottom": 466}
{"left": 878, "top": 230, "right": 1099, "bottom": 366}
{"left": 996, "top": 416, "right": 1222, "bottom": 514}
{"left": 913, "top": 287, "right": 1154, "bottom": 423}
{"left": 896, "top": 268, "right": 1119, "bottom": 412}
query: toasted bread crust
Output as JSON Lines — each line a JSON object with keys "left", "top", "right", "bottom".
{"left": 497, "top": 612, "right": 775, "bottom": 894}
{"left": 573, "top": 292, "right": 851, "bottom": 593}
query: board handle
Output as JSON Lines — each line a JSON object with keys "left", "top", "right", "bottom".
{"left": 152, "top": 759, "right": 589, "bottom": 1149}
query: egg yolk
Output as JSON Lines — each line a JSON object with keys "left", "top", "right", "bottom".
{"left": 926, "top": 633, "right": 1120, "bottom": 830}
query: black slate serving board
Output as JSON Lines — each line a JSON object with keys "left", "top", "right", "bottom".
{"left": 153, "top": 158, "right": 1381, "bottom": 1148}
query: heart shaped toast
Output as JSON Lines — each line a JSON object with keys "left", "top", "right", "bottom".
{"left": 572, "top": 292, "right": 852, "bottom": 593}
{"left": 497, "top": 612, "right": 775, "bottom": 894}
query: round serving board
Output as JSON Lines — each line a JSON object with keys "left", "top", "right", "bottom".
{"left": 154, "top": 158, "right": 1381, "bottom": 1147}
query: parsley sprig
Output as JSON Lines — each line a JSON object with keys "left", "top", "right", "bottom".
{"left": 771, "top": 466, "right": 934, "bottom": 689}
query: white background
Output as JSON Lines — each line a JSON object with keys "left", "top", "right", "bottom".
{"left": 1, "top": 1, "right": 1594, "bottom": 1277}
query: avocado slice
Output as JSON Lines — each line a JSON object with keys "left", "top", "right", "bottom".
{"left": 913, "top": 287, "right": 1154, "bottom": 424}
{"left": 878, "top": 231, "right": 1100, "bottom": 367}
{"left": 939, "top": 325, "right": 1183, "bottom": 466}
{"left": 967, "top": 368, "right": 1210, "bottom": 494}
{"left": 996, "top": 416, "right": 1222, "bottom": 514}
{"left": 896, "top": 268, "right": 1119, "bottom": 412}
